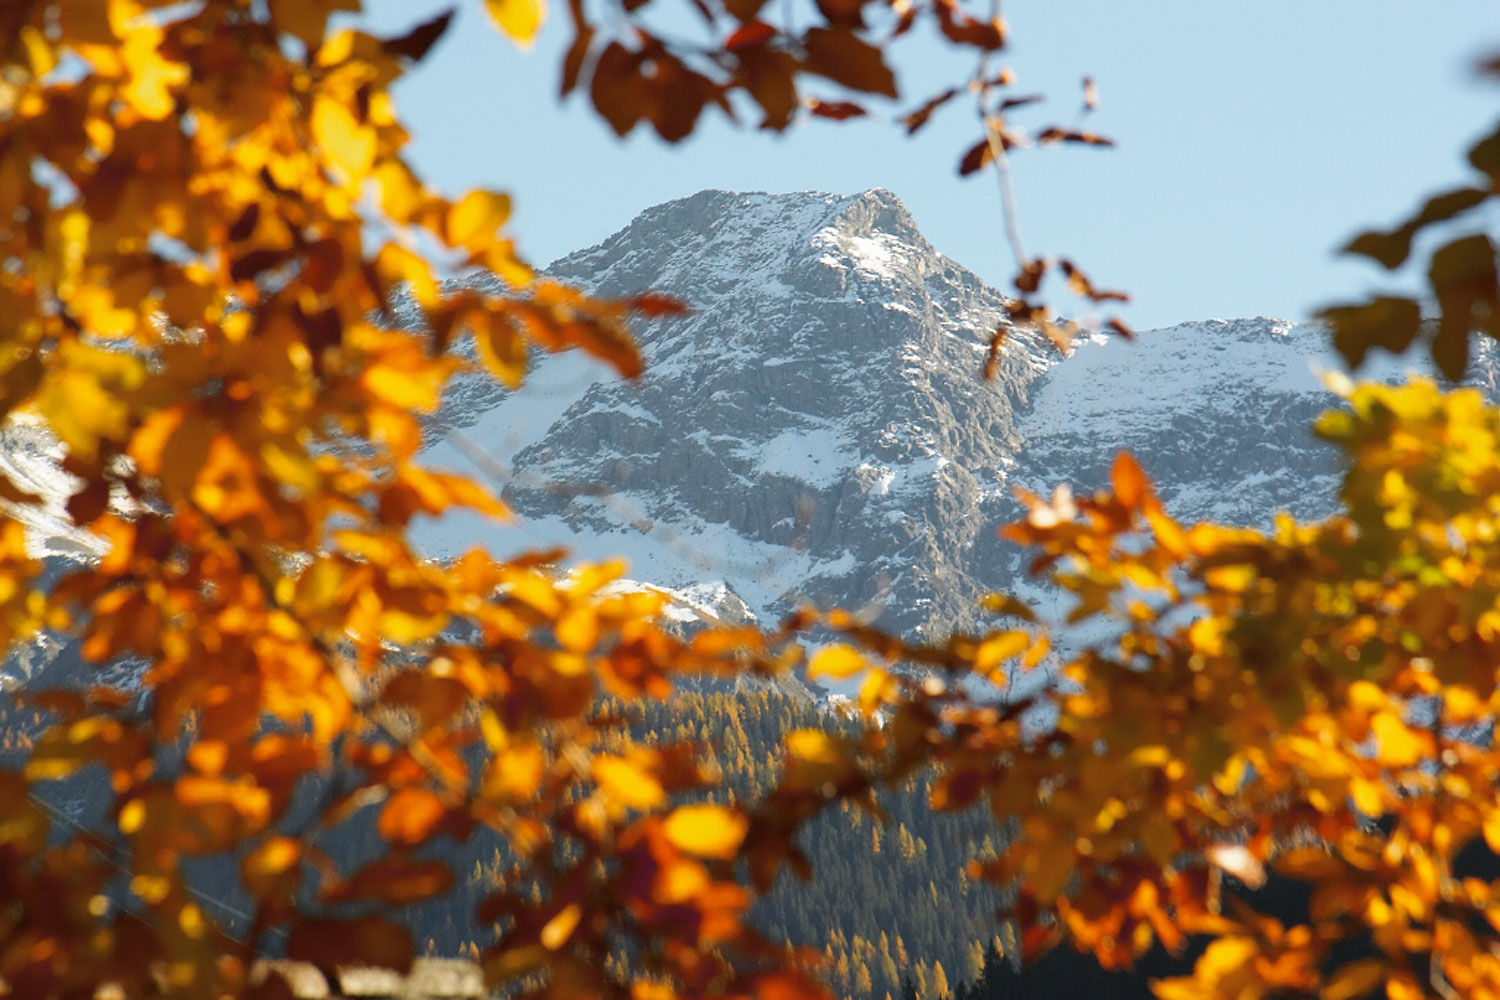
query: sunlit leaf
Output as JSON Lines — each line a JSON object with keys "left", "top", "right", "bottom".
{"left": 663, "top": 804, "right": 749, "bottom": 859}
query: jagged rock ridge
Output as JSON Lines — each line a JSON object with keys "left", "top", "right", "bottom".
{"left": 414, "top": 188, "right": 1496, "bottom": 638}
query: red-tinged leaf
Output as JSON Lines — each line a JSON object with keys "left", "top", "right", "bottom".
{"left": 807, "top": 98, "right": 865, "bottom": 120}
{"left": 1106, "top": 316, "right": 1133, "bottom": 339}
{"left": 1036, "top": 126, "right": 1114, "bottom": 147}
{"left": 287, "top": 917, "right": 414, "bottom": 974}
{"left": 381, "top": 8, "right": 455, "bottom": 62}
{"left": 322, "top": 858, "right": 455, "bottom": 906}
{"left": 802, "top": 28, "right": 897, "bottom": 98}
{"left": 933, "top": 0, "right": 1005, "bottom": 49}
{"left": 377, "top": 788, "right": 446, "bottom": 846}
{"left": 958, "top": 137, "right": 993, "bottom": 176}
{"left": 899, "top": 88, "right": 956, "bottom": 135}
{"left": 725, "top": 20, "right": 775, "bottom": 51}
{"left": 630, "top": 292, "right": 690, "bottom": 317}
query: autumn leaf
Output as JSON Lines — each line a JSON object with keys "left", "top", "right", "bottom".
{"left": 663, "top": 804, "right": 750, "bottom": 859}
{"left": 802, "top": 29, "right": 897, "bottom": 99}
{"left": 488, "top": 0, "right": 546, "bottom": 47}
{"left": 377, "top": 788, "right": 448, "bottom": 846}
{"left": 807, "top": 643, "right": 866, "bottom": 679}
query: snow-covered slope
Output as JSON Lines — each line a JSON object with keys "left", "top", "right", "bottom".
{"left": 414, "top": 189, "right": 1050, "bottom": 637}
{"left": 7, "top": 187, "right": 1498, "bottom": 682}
{"left": 412, "top": 188, "right": 1495, "bottom": 639}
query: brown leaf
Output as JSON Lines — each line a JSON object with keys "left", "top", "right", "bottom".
{"left": 802, "top": 28, "right": 897, "bottom": 99}
{"left": 590, "top": 43, "right": 649, "bottom": 137}
{"left": 807, "top": 98, "right": 866, "bottom": 120}
{"left": 815, "top": 0, "right": 866, "bottom": 29}
{"left": 957, "top": 137, "right": 993, "bottom": 176}
{"left": 630, "top": 292, "right": 691, "bottom": 317}
{"left": 381, "top": 8, "right": 455, "bottom": 63}
{"left": 1469, "top": 122, "right": 1500, "bottom": 183}
{"left": 933, "top": 0, "right": 1005, "bottom": 50}
{"left": 379, "top": 673, "right": 472, "bottom": 728}
{"left": 1082, "top": 75, "right": 1098, "bottom": 110}
{"left": 997, "top": 94, "right": 1043, "bottom": 112}
{"left": 1342, "top": 187, "right": 1488, "bottom": 270}
{"left": 287, "top": 917, "right": 414, "bottom": 974}
{"left": 737, "top": 48, "right": 800, "bottom": 129}
{"left": 560, "top": 25, "right": 595, "bottom": 97}
{"left": 1014, "top": 257, "right": 1046, "bottom": 294}
{"left": 322, "top": 858, "right": 455, "bottom": 906}
{"left": 981, "top": 324, "right": 1006, "bottom": 379}
{"left": 1319, "top": 296, "right": 1421, "bottom": 369}
{"left": 1429, "top": 232, "right": 1499, "bottom": 379}
{"left": 899, "top": 88, "right": 957, "bottom": 135}
{"left": 725, "top": 0, "right": 770, "bottom": 20}
{"left": 1036, "top": 126, "right": 1114, "bottom": 147}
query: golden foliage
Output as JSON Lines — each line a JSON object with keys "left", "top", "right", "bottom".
{"left": 4, "top": 2, "right": 1500, "bottom": 1000}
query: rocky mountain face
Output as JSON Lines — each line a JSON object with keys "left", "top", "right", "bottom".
{"left": 415, "top": 188, "right": 1496, "bottom": 640}
{"left": 6, "top": 187, "right": 1498, "bottom": 687}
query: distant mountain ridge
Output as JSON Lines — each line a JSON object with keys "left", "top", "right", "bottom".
{"left": 5, "top": 187, "right": 1498, "bottom": 689}
{"left": 414, "top": 188, "right": 1498, "bottom": 640}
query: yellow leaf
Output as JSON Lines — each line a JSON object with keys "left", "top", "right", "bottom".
{"left": 973, "top": 630, "right": 1030, "bottom": 674}
{"left": 20, "top": 26, "right": 57, "bottom": 77}
{"left": 312, "top": 95, "right": 376, "bottom": 181}
{"left": 593, "top": 754, "right": 663, "bottom": 811}
{"left": 663, "top": 804, "right": 749, "bottom": 860}
{"left": 808, "top": 643, "right": 865, "bottom": 680}
{"left": 448, "top": 190, "right": 512, "bottom": 251}
{"left": 487, "top": 0, "right": 545, "bottom": 47}
{"left": 540, "top": 903, "right": 581, "bottom": 950}
{"left": 1321, "top": 958, "right": 1384, "bottom": 1000}
{"left": 474, "top": 311, "right": 528, "bottom": 389}
{"left": 1371, "top": 711, "right": 1423, "bottom": 768}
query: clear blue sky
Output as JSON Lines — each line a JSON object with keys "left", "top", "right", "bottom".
{"left": 361, "top": 1, "right": 1497, "bottom": 331}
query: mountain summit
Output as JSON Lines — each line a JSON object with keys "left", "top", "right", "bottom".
{"left": 416, "top": 189, "right": 1456, "bottom": 638}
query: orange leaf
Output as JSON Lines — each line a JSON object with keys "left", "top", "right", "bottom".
{"left": 323, "top": 858, "right": 454, "bottom": 905}
{"left": 1109, "top": 451, "right": 1149, "bottom": 511}
{"left": 377, "top": 788, "right": 446, "bottom": 846}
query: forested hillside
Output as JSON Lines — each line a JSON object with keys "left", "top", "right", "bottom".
{"left": 385, "top": 688, "right": 1015, "bottom": 1000}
